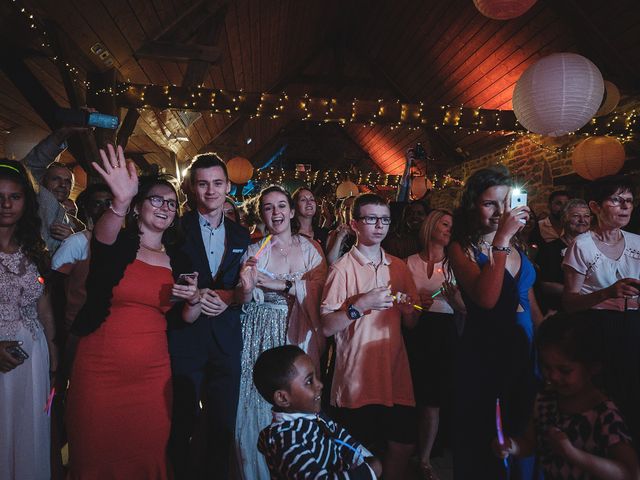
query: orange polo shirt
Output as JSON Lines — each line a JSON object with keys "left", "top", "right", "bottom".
{"left": 320, "top": 246, "right": 417, "bottom": 409}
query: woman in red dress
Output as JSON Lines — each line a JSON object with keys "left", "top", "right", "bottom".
{"left": 66, "top": 145, "right": 200, "bottom": 479}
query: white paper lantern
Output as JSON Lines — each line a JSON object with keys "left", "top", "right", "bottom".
{"left": 4, "top": 126, "right": 49, "bottom": 160}
{"left": 336, "top": 180, "right": 358, "bottom": 199}
{"left": 473, "top": 0, "right": 537, "bottom": 20}
{"left": 572, "top": 136, "right": 625, "bottom": 180}
{"left": 513, "top": 53, "right": 604, "bottom": 137}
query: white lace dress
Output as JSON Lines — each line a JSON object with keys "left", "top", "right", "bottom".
{"left": 0, "top": 250, "right": 50, "bottom": 480}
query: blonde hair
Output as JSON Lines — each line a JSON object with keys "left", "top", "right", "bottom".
{"left": 419, "top": 209, "right": 454, "bottom": 280}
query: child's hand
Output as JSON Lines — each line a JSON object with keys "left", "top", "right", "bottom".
{"left": 364, "top": 456, "right": 382, "bottom": 478}
{"left": 491, "top": 436, "right": 516, "bottom": 459}
{"left": 358, "top": 287, "right": 393, "bottom": 312}
{"left": 547, "top": 427, "right": 576, "bottom": 460}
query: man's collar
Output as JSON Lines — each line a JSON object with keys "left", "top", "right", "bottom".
{"left": 271, "top": 410, "right": 317, "bottom": 424}
{"left": 198, "top": 211, "right": 224, "bottom": 230}
{"left": 350, "top": 245, "right": 391, "bottom": 267}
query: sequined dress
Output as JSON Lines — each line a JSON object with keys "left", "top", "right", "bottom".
{"left": 0, "top": 250, "right": 50, "bottom": 480}
{"left": 235, "top": 277, "right": 300, "bottom": 480}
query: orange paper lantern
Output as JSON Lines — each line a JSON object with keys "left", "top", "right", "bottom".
{"left": 572, "top": 136, "right": 625, "bottom": 180}
{"left": 226, "top": 156, "right": 254, "bottom": 184}
{"left": 336, "top": 180, "right": 358, "bottom": 199}
{"left": 473, "top": 0, "right": 537, "bottom": 20}
{"left": 411, "top": 176, "right": 428, "bottom": 199}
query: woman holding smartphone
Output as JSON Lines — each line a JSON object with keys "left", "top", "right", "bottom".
{"left": 449, "top": 166, "right": 542, "bottom": 479}
{"left": 0, "top": 159, "right": 56, "bottom": 480}
{"left": 66, "top": 145, "right": 198, "bottom": 479}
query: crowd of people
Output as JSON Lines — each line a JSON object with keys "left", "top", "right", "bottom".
{"left": 1, "top": 130, "right": 640, "bottom": 480}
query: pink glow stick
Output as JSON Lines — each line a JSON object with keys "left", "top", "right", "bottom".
{"left": 496, "top": 398, "right": 509, "bottom": 468}
{"left": 44, "top": 387, "right": 55, "bottom": 416}
{"left": 253, "top": 234, "right": 272, "bottom": 259}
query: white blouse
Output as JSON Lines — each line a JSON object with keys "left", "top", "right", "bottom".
{"left": 563, "top": 230, "right": 640, "bottom": 311}
{"left": 406, "top": 254, "right": 455, "bottom": 314}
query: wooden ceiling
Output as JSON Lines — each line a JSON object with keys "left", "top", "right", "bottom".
{"left": 0, "top": 0, "right": 639, "bottom": 179}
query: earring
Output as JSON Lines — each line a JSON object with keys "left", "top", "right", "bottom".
{"left": 133, "top": 211, "right": 139, "bottom": 219}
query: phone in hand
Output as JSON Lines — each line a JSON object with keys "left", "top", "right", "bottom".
{"left": 177, "top": 273, "right": 197, "bottom": 285}
{"left": 510, "top": 189, "right": 527, "bottom": 224}
{"left": 7, "top": 345, "right": 29, "bottom": 361}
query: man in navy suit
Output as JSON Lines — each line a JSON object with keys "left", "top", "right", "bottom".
{"left": 168, "top": 154, "right": 250, "bottom": 479}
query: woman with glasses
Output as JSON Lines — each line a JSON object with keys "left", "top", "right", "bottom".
{"left": 66, "top": 145, "right": 198, "bottom": 479}
{"left": 563, "top": 175, "right": 640, "bottom": 445}
{"left": 234, "top": 185, "right": 327, "bottom": 480}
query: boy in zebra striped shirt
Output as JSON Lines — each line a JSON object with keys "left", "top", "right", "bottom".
{"left": 255, "top": 346, "right": 382, "bottom": 479}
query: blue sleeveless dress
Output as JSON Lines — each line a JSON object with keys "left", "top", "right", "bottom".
{"left": 453, "top": 248, "right": 538, "bottom": 480}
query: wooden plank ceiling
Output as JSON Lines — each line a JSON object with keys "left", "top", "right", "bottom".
{"left": 0, "top": 0, "right": 638, "bottom": 178}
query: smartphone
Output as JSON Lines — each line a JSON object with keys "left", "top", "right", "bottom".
{"left": 7, "top": 345, "right": 29, "bottom": 361}
{"left": 510, "top": 189, "right": 527, "bottom": 224}
{"left": 177, "top": 273, "right": 197, "bottom": 285}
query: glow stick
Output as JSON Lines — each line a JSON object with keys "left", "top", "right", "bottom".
{"left": 253, "top": 234, "right": 272, "bottom": 259}
{"left": 44, "top": 387, "right": 55, "bottom": 416}
{"left": 496, "top": 398, "right": 509, "bottom": 469}
{"left": 391, "top": 295, "right": 424, "bottom": 311}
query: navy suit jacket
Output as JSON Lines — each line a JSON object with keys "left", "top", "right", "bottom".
{"left": 168, "top": 210, "right": 250, "bottom": 357}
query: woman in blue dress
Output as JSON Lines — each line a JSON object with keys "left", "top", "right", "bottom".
{"left": 449, "top": 166, "right": 543, "bottom": 480}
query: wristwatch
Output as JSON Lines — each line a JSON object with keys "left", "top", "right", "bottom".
{"left": 347, "top": 304, "right": 363, "bottom": 320}
{"left": 283, "top": 280, "right": 293, "bottom": 294}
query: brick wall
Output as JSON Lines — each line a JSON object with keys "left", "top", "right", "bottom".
{"left": 429, "top": 135, "right": 581, "bottom": 218}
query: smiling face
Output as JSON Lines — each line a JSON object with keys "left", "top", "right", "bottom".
{"left": 564, "top": 206, "right": 591, "bottom": 236}
{"left": 193, "top": 166, "right": 230, "bottom": 215}
{"left": 281, "top": 355, "right": 323, "bottom": 414}
{"left": 476, "top": 185, "right": 510, "bottom": 234}
{"left": 260, "top": 191, "right": 294, "bottom": 235}
{"left": 590, "top": 188, "right": 634, "bottom": 229}
{"left": 43, "top": 166, "right": 73, "bottom": 202}
{"left": 0, "top": 179, "right": 25, "bottom": 228}
{"left": 351, "top": 203, "right": 391, "bottom": 246}
{"left": 295, "top": 189, "right": 316, "bottom": 219}
{"left": 136, "top": 184, "right": 177, "bottom": 234}
{"left": 540, "top": 346, "right": 594, "bottom": 399}
{"left": 431, "top": 213, "right": 453, "bottom": 246}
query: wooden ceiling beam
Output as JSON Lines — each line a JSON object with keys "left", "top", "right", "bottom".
{"left": 136, "top": 41, "right": 222, "bottom": 64}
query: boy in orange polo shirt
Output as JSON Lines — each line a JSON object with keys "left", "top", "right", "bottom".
{"left": 321, "top": 193, "right": 420, "bottom": 480}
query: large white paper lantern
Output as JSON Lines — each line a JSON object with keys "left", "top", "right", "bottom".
{"left": 473, "top": 0, "right": 537, "bottom": 20}
{"left": 4, "top": 126, "right": 49, "bottom": 160}
{"left": 572, "top": 136, "right": 625, "bottom": 180}
{"left": 513, "top": 53, "right": 604, "bottom": 137}
{"left": 336, "top": 180, "right": 358, "bottom": 199}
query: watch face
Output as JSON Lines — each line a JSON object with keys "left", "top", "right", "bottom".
{"left": 347, "top": 305, "right": 361, "bottom": 320}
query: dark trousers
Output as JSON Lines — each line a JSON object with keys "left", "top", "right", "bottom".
{"left": 168, "top": 332, "right": 241, "bottom": 480}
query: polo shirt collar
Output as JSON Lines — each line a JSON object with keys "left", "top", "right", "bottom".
{"left": 349, "top": 245, "right": 391, "bottom": 267}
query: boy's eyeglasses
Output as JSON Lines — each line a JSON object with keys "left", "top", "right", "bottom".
{"left": 146, "top": 195, "right": 178, "bottom": 212}
{"left": 355, "top": 216, "right": 392, "bottom": 225}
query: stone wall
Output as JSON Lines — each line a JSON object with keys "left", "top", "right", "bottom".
{"left": 429, "top": 135, "right": 580, "bottom": 217}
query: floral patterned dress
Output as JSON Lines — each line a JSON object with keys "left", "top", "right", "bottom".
{"left": 0, "top": 250, "right": 49, "bottom": 480}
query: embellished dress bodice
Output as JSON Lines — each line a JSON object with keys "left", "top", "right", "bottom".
{"left": 0, "top": 250, "right": 44, "bottom": 341}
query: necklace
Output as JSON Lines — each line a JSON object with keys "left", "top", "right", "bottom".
{"left": 276, "top": 241, "right": 293, "bottom": 259}
{"left": 593, "top": 231, "right": 622, "bottom": 246}
{"left": 141, "top": 242, "right": 166, "bottom": 253}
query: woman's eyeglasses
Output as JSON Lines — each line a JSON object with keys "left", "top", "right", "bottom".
{"left": 146, "top": 195, "right": 178, "bottom": 212}
{"left": 606, "top": 196, "right": 634, "bottom": 207}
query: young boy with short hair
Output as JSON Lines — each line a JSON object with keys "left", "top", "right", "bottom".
{"left": 320, "top": 193, "right": 420, "bottom": 480}
{"left": 255, "top": 345, "right": 381, "bottom": 479}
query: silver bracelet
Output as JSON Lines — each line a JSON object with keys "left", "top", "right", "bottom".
{"left": 108, "top": 205, "right": 130, "bottom": 217}
{"left": 491, "top": 244, "right": 512, "bottom": 255}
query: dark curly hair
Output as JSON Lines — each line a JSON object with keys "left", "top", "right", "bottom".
{"left": 0, "top": 159, "right": 49, "bottom": 275}
{"left": 452, "top": 166, "right": 525, "bottom": 254}
{"left": 125, "top": 173, "right": 182, "bottom": 246}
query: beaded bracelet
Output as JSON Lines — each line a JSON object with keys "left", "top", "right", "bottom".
{"left": 108, "top": 205, "right": 130, "bottom": 217}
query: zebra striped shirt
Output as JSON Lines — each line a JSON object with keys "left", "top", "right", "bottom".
{"left": 258, "top": 411, "right": 376, "bottom": 479}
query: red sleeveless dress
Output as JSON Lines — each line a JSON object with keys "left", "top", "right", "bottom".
{"left": 67, "top": 260, "right": 174, "bottom": 479}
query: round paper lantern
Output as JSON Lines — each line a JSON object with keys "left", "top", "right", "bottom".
{"left": 473, "top": 0, "right": 537, "bottom": 20}
{"left": 513, "top": 53, "right": 604, "bottom": 136}
{"left": 411, "top": 176, "right": 428, "bottom": 199}
{"left": 4, "top": 126, "right": 49, "bottom": 160}
{"left": 572, "top": 136, "right": 625, "bottom": 180}
{"left": 595, "top": 81, "right": 620, "bottom": 117}
{"left": 226, "top": 156, "right": 254, "bottom": 184}
{"left": 336, "top": 180, "right": 358, "bottom": 199}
